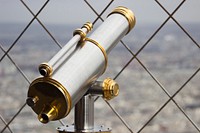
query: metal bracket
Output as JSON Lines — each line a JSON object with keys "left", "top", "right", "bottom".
{"left": 56, "top": 78, "right": 119, "bottom": 133}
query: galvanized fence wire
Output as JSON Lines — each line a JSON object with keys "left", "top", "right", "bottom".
{"left": 0, "top": 115, "right": 12, "bottom": 133}
{"left": 0, "top": 0, "right": 199, "bottom": 133}
{"left": 20, "top": 0, "right": 62, "bottom": 49}
{"left": 0, "top": 0, "right": 50, "bottom": 62}
{"left": 0, "top": 0, "right": 50, "bottom": 132}
{"left": 86, "top": 0, "right": 200, "bottom": 133}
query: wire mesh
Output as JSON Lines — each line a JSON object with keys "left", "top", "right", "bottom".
{"left": 0, "top": 0, "right": 199, "bottom": 133}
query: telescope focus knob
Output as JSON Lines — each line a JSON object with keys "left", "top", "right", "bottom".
{"left": 103, "top": 78, "right": 119, "bottom": 100}
{"left": 26, "top": 96, "right": 39, "bottom": 107}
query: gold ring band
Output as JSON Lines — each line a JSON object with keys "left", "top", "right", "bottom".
{"left": 39, "top": 63, "right": 53, "bottom": 77}
{"left": 85, "top": 38, "right": 108, "bottom": 75}
{"left": 81, "top": 22, "right": 93, "bottom": 33}
{"left": 73, "top": 28, "right": 86, "bottom": 43}
{"left": 73, "top": 22, "right": 93, "bottom": 43}
{"left": 108, "top": 6, "right": 136, "bottom": 34}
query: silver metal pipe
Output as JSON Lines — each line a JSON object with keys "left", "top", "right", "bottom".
{"left": 75, "top": 94, "right": 94, "bottom": 130}
{"left": 40, "top": 22, "right": 93, "bottom": 76}
{"left": 57, "top": 94, "right": 111, "bottom": 133}
{"left": 49, "top": 28, "right": 87, "bottom": 73}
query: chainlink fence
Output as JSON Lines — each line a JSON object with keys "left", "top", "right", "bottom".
{"left": 0, "top": 0, "right": 200, "bottom": 133}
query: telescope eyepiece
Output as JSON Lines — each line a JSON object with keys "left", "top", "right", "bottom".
{"left": 38, "top": 105, "right": 58, "bottom": 124}
{"left": 38, "top": 63, "right": 53, "bottom": 77}
{"left": 38, "top": 113, "right": 49, "bottom": 124}
{"left": 39, "top": 68, "right": 47, "bottom": 77}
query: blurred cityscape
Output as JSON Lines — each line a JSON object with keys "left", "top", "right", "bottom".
{"left": 0, "top": 23, "right": 200, "bottom": 133}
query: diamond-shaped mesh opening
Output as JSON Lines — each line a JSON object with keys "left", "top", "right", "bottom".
{"left": 100, "top": 43, "right": 133, "bottom": 80}
{"left": 122, "top": 23, "right": 168, "bottom": 56}
{"left": 173, "top": 1, "right": 200, "bottom": 46}
{"left": 157, "top": 0, "right": 183, "bottom": 13}
{"left": 110, "top": 59, "right": 169, "bottom": 131}
{"left": 137, "top": 20, "right": 200, "bottom": 94}
{"left": 21, "top": 0, "right": 48, "bottom": 13}
{"left": 174, "top": 72, "right": 200, "bottom": 128}
{"left": 0, "top": 1, "right": 32, "bottom": 24}
{"left": 0, "top": 0, "right": 200, "bottom": 133}
{"left": 0, "top": 24, "right": 28, "bottom": 52}
{"left": 141, "top": 101, "right": 199, "bottom": 133}
{"left": 7, "top": 21, "right": 61, "bottom": 81}
{"left": 174, "top": 0, "right": 200, "bottom": 24}
{"left": 39, "top": 0, "right": 97, "bottom": 25}
{"left": 37, "top": 24, "right": 76, "bottom": 47}
{"left": 178, "top": 23, "right": 200, "bottom": 46}
{"left": 84, "top": 0, "right": 113, "bottom": 13}
{"left": 0, "top": 57, "right": 29, "bottom": 121}
{"left": 94, "top": 98, "right": 132, "bottom": 133}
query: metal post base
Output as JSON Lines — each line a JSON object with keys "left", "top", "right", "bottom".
{"left": 56, "top": 94, "right": 111, "bottom": 133}
{"left": 57, "top": 125, "right": 111, "bottom": 133}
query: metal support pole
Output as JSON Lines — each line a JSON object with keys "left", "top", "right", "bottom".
{"left": 57, "top": 94, "right": 111, "bottom": 133}
{"left": 75, "top": 94, "right": 94, "bottom": 131}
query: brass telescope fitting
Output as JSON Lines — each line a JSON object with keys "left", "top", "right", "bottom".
{"left": 89, "top": 78, "right": 119, "bottom": 100}
{"left": 81, "top": 22, "right": 93, "bottom": 33}
{"left": 27, "top": 77, "right": 71, "bottom": 123}
{"left": 103, "top": 78, "right": 119, "bottom": 100}
{"left": 73, "top": 22, "right": 93, "bottom": 45}
{"left": 108, "top": 6, "right": 136, "bottom": 34}
{"left": 38, "top": 104, "right": 58, "bottom": 124}
{"left": 38, "top": 63, "right": 53, "bottom": 77}
{"left": 73, "top": 29, "right": 87, "bottom": 43}
{"left": 84, "top": 38, "right": 108, "bottom": 75}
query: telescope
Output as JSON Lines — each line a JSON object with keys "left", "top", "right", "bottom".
{"left": 27, "top": 6, "right": 136, "bottom": 133}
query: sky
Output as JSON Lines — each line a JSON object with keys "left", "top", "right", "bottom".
{"left": 0, "top": 1, "right": 200, "bottom": 25}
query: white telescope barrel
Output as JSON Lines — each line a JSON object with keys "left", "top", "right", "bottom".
{"left": 27, "top": 6, "right": 136, "bottom": 124}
